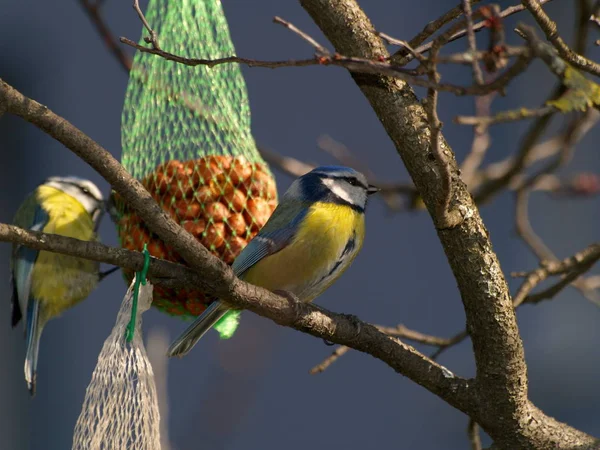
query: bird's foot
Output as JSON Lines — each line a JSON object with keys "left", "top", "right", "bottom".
{"left": 273, "top": 289, "right": 300, "bottom": 303}
{"left": 273, "top": 290, "right": 303, "bottom": 322}
{"left": 345, "top": 313, "right": 363, "bottom": 342}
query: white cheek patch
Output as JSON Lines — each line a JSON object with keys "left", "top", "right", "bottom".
{"left": 321, "top": 178, "right": 354, "bottom": 205}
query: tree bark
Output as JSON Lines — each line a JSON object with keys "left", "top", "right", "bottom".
{"left": 298, "top": 0, "right": 598, "bottom": 448}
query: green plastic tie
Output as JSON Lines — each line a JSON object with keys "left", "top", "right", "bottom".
{"left": 126, "top": 244, "right": 150, "bottom": 342}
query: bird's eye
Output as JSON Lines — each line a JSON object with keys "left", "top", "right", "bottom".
{"left": 81, "top": 187, "right": 91, "bottom": 195}
{"left": 348, "top": 179, "right": 359, "bottom": 187}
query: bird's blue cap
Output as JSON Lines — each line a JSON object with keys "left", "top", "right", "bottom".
{"left": 308, "top": 165, "right": 361, "bottom": 177}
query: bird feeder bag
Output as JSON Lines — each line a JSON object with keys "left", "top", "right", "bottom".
{"left": 72, "top": 277, "right": 160, "bottom": 450}
{"left": 115, "top": 0, "right": 277, "bottom": 319}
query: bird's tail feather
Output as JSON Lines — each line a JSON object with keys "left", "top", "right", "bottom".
{"left": 24, "top": 299, "right": 42, "bottom": 396}
{"left": 167, "top": 301, "right": 230, "bottom": 357}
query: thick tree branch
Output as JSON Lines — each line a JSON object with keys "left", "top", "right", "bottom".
{"left": 0, "top": 223, "right": 195, "bottom": 289}
{"left": 297, "top": 0, "right": 597, "bottom": 448}
{"left": 0, "top": 77, "right": 475, "bottom": 417}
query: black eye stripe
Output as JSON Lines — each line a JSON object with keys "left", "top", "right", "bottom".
{"left": 63, "top": 181, "right": 100, "bottom": 201}
{"left": 328, "top": 176, "right": 368, "bottom": 190}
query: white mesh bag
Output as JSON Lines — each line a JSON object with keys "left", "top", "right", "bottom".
{"left": 72, "top": 276, "right": 161, "bottom": 450}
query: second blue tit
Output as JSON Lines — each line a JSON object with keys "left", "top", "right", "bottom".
{"left": 168, "top": 165, "right": 379, "bottom": 357}
{"left": 10, "top": 176, "right": 105, "bottom": 395}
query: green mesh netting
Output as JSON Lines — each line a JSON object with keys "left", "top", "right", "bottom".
{"left": 116, "top": 0, "right": 277, "bottom": 324}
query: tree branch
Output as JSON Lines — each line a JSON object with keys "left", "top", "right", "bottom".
{"left": 119, "top": 33, "right": 532, "bottom": 97}
{"left": 522, "top": 0, "right": 600, "bottom": 77}
{"left": 512, "top": 243, "right": 600, "bottom": 307}
{"left": 310, "top": 323, "right": 461, "bottom": 374}
{"left": 390, "top": 0, "right": 555, "bottom": 65}
{"left": 0, "top": 77, "right": 475, "bottom": 418}
{"left": 79, "top": 0, "right": 132, "bottom": 72}
{"left": 297, "top": 0, "right": 597, "bottom": 447}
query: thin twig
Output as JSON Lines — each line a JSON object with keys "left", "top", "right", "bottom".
{"left": 432, "top": 46, "right": 528, "bottom": 65}
{"left": 310, "top": 323, "right": 461, "bottom": 374}
{"left": 119, "top": 31, "right": 532, "bottom": 97}
{"left": 468, "top": 418, "right": 483, "bottom": 450}
{"left": 522, "top": 0, "right": 600, "bottom": 77}
{"left": 460, "top": 92, "right": 495, "bottom": 186}
{"left": 133, "top": 0, "right": 160, "bottom": 49}
{"left": 472, "top": 102, "right": 599, "bottom": 199}
{"left": 310, "top": 346, "right": 351, "bottom": 374}
{"left": 79, "top": 0, "right": 132, "bottom": 72}
{"left": 463, "top": 0, "right": 484, "bottom": 85}
{"left": 514, "top": 110, "right": 586, "bottom": 264}
{"left": 426, "top": 34, "right": 463, "bottom": 228}
{"left": 433, "top": 243, "right": 600, "bottom": 358}
{"left": 512, "top": 243, "right": 600, "bottom": 307}
{"left": 258, "top": 145, "right": 315, "bottom": 177}
{"left": 389, "top": 1, "right": 483, "bottom": 65}
{"left": 515, "top": 190, "right": 555, "bottom": 261}
{"left": 429, "top": 330, "right": 469, "bottom": 360}
{"left": 379, "top": 33, "right": 428, "bottom": 63}
{"left": 273, "top": 16, "right": 330, "bottom": 56}
{"left": 455, "top": 105, "right": 555, "bottom": 127}
{"left": 394, "top": 0, "right": 556, "bottom": 64}
{"left": 1, "top": 77, "right": 476, "bottom": 413}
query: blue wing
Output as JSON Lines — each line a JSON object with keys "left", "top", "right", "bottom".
{"left": 11, "top": 203, "right": 49, "bottom": 327}
{"left": 232, "top": 203, "right": 308, "bottom": 278}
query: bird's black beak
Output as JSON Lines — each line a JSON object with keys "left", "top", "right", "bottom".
{"left": 367, "top": 184, "right": 380, "bottom": 196}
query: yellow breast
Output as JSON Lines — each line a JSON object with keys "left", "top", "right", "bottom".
{"left": 243, "top": 202, "right": 365, "bottom": 302}
{"left": 31, "top": 186, "right": 99, "bottom": 318}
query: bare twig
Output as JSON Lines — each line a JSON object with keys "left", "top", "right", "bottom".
{"left": 515, "top": 110, "right": 588, "bottom": 260}
{"left": 273, "top": 16, "right": 330, "bottom": 56}
{"left": 79, "top": 0, "right": 132, "bottom": 72}
{"left": 133, "top": 0, "right": 160, "bottom": 49}
{"left": 468, "top": 418, "right": 483, "bottom": 450}
{"left": 310, "top": 323, "right": 460, "bottom": 374}
{"left": 515, "top": 190, "right": 555, "bottom": 261}
{"left": 463, "top": 0, "right": 484, "bottom": 85}
{"left": 0, "top": 77, "right": 475, "bottom": 415}
{"left": 432, "top": 46, "right": 528, "bottom": 65}
{"left": 429, "top": 330, "right": 469, "bottom": 360}
{"left": 432, "top": 243, "right": 600, "bottom": 360}
{"left": 425, "top": 80, "right": 457, "bottom": 228}
{"left": 119, "top": 23, "right": 532, "bottom": 98}
{"left": 460, "top": 92, "right": 495, "bottom": 186}
{"left": 473, "top": 95, "right": 557, "bottom": 204}
{"left": 310, "top": 346, "right": 351, "bottom": 374}
{"left": 473, "top": 108, "right": 599, "bottom": 198}
{"left": 317, "top": 134, "right": 376, "bottom": 179}
{"left": 379, "top": 33, "right": 428, "bottom": 63}
{"left": 455, "top": 105, "right": 555, "bottom": 127}
{"left": 389, "top": 1, "right": 483, "bottom": 65}
{"left": 257, "top": 145, "right": 315, "bottom": 177}
{"left": 394, "top": 0, "right": 556, "bottom": 64}
{"left": 522, "top": 0, "right": 600, "bottom": 77}
{"left": 512, "top": 243, "right": 600, "bottom": 307}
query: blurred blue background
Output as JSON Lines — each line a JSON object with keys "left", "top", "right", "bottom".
{"left": 1, "top": 1, "right": 599, "bottom": 449}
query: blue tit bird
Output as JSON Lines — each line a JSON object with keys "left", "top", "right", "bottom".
{"left": 10, "top": 176, "right": 105, "bottom": 395}
{"left": 168, "top": 166, "right": 379, "bottom": 357}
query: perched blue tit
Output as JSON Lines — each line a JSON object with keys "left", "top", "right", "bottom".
{"left": 10, "top": 176, "right": 104, "bottom": 395}
{"left": 168, "top": 166, "right": 379, "bottom": 357}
